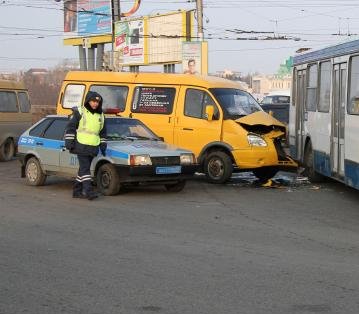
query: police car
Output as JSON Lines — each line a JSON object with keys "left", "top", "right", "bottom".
{"left": 18, "top": 116, "right": 197, "bottom": 195}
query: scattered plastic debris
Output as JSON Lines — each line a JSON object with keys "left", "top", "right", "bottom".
{"left": 228, "top": 171, "right": 315, "bottom": 190}
{"left": 310, "top": 186, "right": 320, "bottom": 190}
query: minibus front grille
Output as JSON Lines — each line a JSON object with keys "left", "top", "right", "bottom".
{"left": 151, "top": 156, "right": 180, "bottom": 166}
{"left": 274, "top": 139, "right": 287, "bottom": 161}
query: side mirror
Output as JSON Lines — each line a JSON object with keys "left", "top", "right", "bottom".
{"left": 269, "top": 110, "right": 274, "bottom": 116}
{"left": 205, "top": 105, "right": 215, "bottom": 121}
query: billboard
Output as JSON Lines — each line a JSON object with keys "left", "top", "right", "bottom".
{"left": 182, "top": 41, "right": 208, "bottom": 75}
{"left": 64, "top": 0, "right": 112, "bottom": 38}
{"left": 115, "top": 19, "right": 144, "bottom": 64}
{"left": 147, "top": 12, "right": 185, "bottom": 64}
{"left": 114, "top": 10, "right": 193, "bottom": 66}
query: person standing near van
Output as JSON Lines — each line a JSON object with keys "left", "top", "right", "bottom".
{"left": 64, "top": 91, "right": 107, "bottom": 200}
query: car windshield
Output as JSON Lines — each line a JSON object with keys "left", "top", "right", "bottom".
{"left": 106, "top": 118, "right": 160, "bottom": 141}
{"left": 210, "top": 88, "right": 262, "bottom": 119}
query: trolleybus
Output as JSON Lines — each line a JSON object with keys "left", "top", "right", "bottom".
{"left": 290, "top": 40, "right": 359, "bottom": 190}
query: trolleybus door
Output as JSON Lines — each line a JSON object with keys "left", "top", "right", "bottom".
{"left": 331, "top": 63, "right": 346, "bottom": 177}
{"left": 295, "top": 70, "right": 306, "bottom": 161}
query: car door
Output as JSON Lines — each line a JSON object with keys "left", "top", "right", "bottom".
{"left": 39, "top": 118, "right": 68, "bottom": 172}
{"left": 174, "top": 87, "right": 222, "bottom": 156}
{"left": 57, "top": 119, "right": 79, "bottom": 177}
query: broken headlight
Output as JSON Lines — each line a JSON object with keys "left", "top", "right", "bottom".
{"left": 247, "top": 134, "right": 267, "bottom": 147}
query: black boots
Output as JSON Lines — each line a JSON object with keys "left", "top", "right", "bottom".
{"left": 73, "top": 180, "right": 98, "bottom": 200}
{"left": 83, "top": 180, "right": 98, "bottom": 200}
{"left": 72, "top": 181, "right": 86, "bottom": 198}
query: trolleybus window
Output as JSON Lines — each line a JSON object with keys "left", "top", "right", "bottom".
{"left": 318, "top": 61, "right": 331, "bottom": 113}
{"left": 349, "top": 55, "right": 359, "bottom": 115}
{"left": 306, "top": 64, "right": 318, "bottom": 112}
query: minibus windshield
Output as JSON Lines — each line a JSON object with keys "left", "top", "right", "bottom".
{"left": 210, "top": 88, "right": 262, "bottom": 119}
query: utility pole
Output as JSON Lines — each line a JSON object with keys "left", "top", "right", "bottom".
{"left": 112, "top": 0, "right": 121, "bottom": 22}
{"left": 196, "top": 0, "right": 204, "bottom": 41}
{"left": 110, "top": 0, "right": 121, "bottom": 70}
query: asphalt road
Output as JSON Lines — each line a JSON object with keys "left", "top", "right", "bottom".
{"left": 1, "top": 160, "right": 359, "bottom": 314}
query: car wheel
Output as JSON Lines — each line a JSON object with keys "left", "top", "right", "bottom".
{"left": 253, "top": 167, "right": 278, "bottom": 182}
{"left": 303, "top": 142, "right": 324, "bottom": 183}
{"left": 25, "top": 157, "right": 46, "bottom": 186}
{"left": 97, "top": 163, "right": 121, "bottom": 196}
{"left": 204, "top": 151, "right": 233, "bottom": 183}
{"left": 165, "top": 180, "right": 186, "bottom": 192}
{"left": 0, "top": 138, "right": 15, "bottom": 161}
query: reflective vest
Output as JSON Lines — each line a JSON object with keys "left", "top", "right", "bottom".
{"left": 76, "top": 106, "right": 104, "bottom": 146}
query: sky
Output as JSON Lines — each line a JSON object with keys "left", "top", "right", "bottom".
{"left": 1, "top": 0, "right": 359, "bottom": 74}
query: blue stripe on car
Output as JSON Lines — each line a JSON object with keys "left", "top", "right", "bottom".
{"left": 107, "top": 149, "right": 129, "bottom": 159}
{"left": 20, "top": 136, "right": 130, "bottom": 159}
{"left": 19, "top": 136, "right": 63, "bottom": 149}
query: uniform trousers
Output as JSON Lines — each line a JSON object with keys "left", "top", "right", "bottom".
{"left": 73, "top": 155, "right": 94, "bottom": 196}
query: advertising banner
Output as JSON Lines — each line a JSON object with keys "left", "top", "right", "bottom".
{"left": 182, "top": 42, "right": 202, "bottom": 75}
{"left": 64, "top": 0, "right": 112, "bottom": 37}
{"left": 115, "top": 19, "right": 144, "bottom": 65}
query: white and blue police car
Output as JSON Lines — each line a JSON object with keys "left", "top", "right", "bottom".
{"left": 18, "top": 116, "right": 197, "bottom": 195}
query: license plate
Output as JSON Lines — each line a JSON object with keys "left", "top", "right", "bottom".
{"left": 156, "top": 166, "right": 181, "bottom": 174}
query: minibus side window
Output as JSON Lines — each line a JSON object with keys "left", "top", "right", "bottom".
{"left": 184, "top": 89, "right": 219, "bottom": 120}
{"left": 90, "top": 85, "right": 128, "bottom": 113}
{"left": 62, "top": 84, "right": 85, "bottom": 109}
{"left": 18, "top": 92, "right": 31, "bottom": 113}
{"left": 131, "top": 86, "right": 175, "bottom": 114}
{"left": 0, "top": 91, "right": 18, "bottom": 112}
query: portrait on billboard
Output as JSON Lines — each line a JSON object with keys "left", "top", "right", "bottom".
{"left": 64, "top": 0, "right": 77, "bottom": 33}
{"left": 183, "top": 59, "right": 199, "bottom": 75}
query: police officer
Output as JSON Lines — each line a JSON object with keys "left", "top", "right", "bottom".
{"left": 64, "top": 91, "right": 107, "bottom": 200}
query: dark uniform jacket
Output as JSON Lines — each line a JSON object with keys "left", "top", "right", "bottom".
{"left": 65, "top": 91, "right": 107, "bottom": 157}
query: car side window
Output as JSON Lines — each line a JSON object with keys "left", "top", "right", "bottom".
{"left": 43, "top": 119, "right": 68, "bottom": 140}
{"left": 184, "top": 89, "right": 219, "bottom": 119}
{"left": 29, "top": 119, "right": 53, "bottom": 137}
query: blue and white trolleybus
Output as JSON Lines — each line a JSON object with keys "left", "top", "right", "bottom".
{"left": 289, "top": 40, "right": 359, "bottom": 189}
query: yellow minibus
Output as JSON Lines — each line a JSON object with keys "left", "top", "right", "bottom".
{"left": 57, "top": 71, "right": 296, "bottom": 182}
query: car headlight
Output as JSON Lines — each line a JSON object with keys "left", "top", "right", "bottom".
{"left": 247, "top": 134, "right": 267, "bottom": 147}
{"left": 130, "top": 154, "right": 152, "bottom": 166}
{"left": 180, "top": 153, "right": 195, "bottom": 165}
